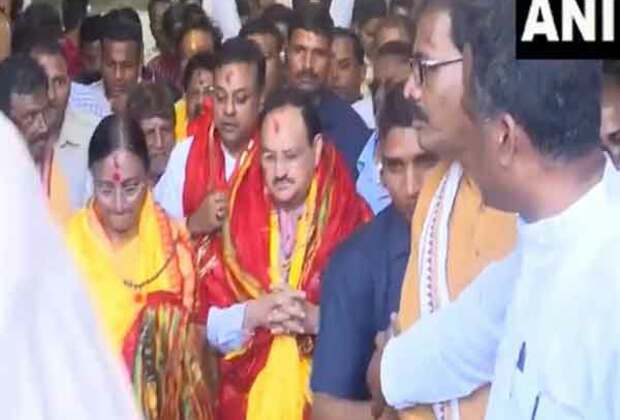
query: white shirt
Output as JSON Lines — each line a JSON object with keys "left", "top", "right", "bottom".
{"left": 153, "top": 137, "right": 237, "bottom": 220}
{"left": 381, "top": 161, "right": 620, "bottom": 420}
{"left": 352, "top": 94, "right": 376, "bottom": 130}
{"left": 68, "top": 81, "right": 112, "bottom": 120}
{"left": 54, "top": 106, "right": 99, "bottom": 210}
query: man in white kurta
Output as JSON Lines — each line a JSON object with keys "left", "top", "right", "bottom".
{"left": 369, "top": 1, "right": 620, "bottom": 419}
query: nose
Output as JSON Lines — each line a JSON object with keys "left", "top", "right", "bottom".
{"left": 34, "top": 111, "right": 48, "bottom": 135}
{"left": 274, "top": 156, "right": 287, "bottom": 179}
{"left": 48, "top": 83, "right": 57, "bottom": 104}
{"left": 154, "top": 128, "right": 163, "bottom": 149}
{"left": 404, "top": 73, "right": 423, "bottom": 102}
{"left": 405, "top": 164, "right": 422, "bottom": 198}
{"left": 302, "top": 51, "right": 312, "bottom": 71}
{"left": 114, "top": 188, "right": 125, "bottom": 213}
{"left": 114, "top": 64, "right": 123, "bottom": 81}
{"left": 224, "top": 96, "right": 236, "bottom": 116}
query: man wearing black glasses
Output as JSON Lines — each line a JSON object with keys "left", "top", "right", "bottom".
{"left": 367, "top": 0, "right": 517, "bottom": 419}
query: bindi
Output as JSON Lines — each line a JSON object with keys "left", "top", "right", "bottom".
{"left": 112, "top": 153, "right": 122, "bottom": 184}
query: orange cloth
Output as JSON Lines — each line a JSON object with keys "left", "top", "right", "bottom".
{"left": 45, "top": 154, "right": 72, "bottom": 226}
{"left": 174, "top": 99, "right": 188, "bottom": 141}
{"left": 398, "top": 162, "right": 517, "bottom": 420}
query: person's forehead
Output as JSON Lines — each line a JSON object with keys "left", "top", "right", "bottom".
{"left": 10, "top": 90, "right": 48, "bottom": 112}
{"left": 140, "top": 116, "right": 173, "bottom": 129}
{"left": 262, "top": 106, "right": 308, "bottom": 144}
{"left": 214, "top": 62, "right": 256, "bottom": 87}
{"left": 331, "top": 36, "right": 354, "bottom": 56}
{"left": 290, "top": 29, "right": 330, "bottom": 49}
{"left": 96, "top": 149, "right": 144, "bottom": 173}
{"left": 190, "top": 68, "right": 214, "bottom": 85}
{"left": 382, "top": 126, "right": 424, "bottom": 155}
{"left": 103, "top": 40, "right": 140, "bottom": 58}
{"left": 414, "top": 9, "right": 459, "bottom": 59}
{"left": 33, "top": 53, "right": 68, "bottom": 74}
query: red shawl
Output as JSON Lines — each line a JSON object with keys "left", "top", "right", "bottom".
{"left": 197, "top": 142, "right": 372, "bottom": 419}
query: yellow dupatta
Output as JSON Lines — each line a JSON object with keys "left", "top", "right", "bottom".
{"left": 43, "top": 151, "right": 72, "bottom": 226}
{"left": 65, "top": 191, "right": 193, "bottom": 354}
{"left": 244, "top": 179, "right": 319, "bottom": 420}
{"left": 174, "top": 99, "right": 188, "bottom": 141}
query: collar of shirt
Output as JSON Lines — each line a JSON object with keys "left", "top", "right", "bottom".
{"left": 517, "top": 160, "right": 613, "bottom": 248}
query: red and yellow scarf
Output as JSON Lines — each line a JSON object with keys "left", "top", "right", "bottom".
{"left": 182, "top": 97, "right": 257, "bottom": 218}
{"left": 198, "top": 142, "right": 372, "bottom": 420}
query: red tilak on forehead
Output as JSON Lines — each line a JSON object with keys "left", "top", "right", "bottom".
{"left": 112, "top": 154, "right": 122, "bottom": 183}
{"left": 272, "top": 117, "right": 280, "bottom": 134}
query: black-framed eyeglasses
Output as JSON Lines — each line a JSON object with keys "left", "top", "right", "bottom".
{"left": 410, "top": 57, "right": 463, "bottom": 86}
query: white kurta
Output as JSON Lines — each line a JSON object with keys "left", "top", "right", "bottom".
{"left": 382, "top": 160, "right": 620, "bottom": 419}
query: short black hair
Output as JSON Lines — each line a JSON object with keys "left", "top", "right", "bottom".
{"left": 127, "top": 82, "right": 176, "bottom": 124}
{"left": 240, "top": 17, "right": 284, "bottom": 52}
{"left": 61, "top": 0, "right": 88, "bottom": 32}
{"left": 101, "top": 8, "right": 144, "bottom": 51}
{"left": 262, "top": 3, "right": 295, "bottom": 28}
{"left": 261, "top": 87, "right": 322, "bottom": 144}
{"left": 417, "top": 0, "right": 463, "bottom": 52}
{"left": 352, "top": 0, "right": 387, "bottom": 28}
{"left": 148, "top": 0, "right": 171, "bottom": 16}
{"left": 183, "top": 52, "right": 216, "bottom": 92}
{"left": 0, "top": 54, "right": 48, "bottom": 116}
{"left": 215, "top": 37, "right": 266, "bottom": 91}
{"left": 376, "top": 40, "right": 412, "bottom": 60}
{"left": 455, "top": 0, "right": 601, "bottom": 160}
{"left": 13, "top": 30, "right": 65, "bottom": 57}
{"left": 378, "top": 82, "right": 420, "bottom": 139}
{"left": 331, "top": 27, "right": 365, "bottom": 66}
{"left": 80, "top": 14, "right": 104, "bottom": 45}
{"left": 88, "top": 115, "right": 150, "bottom": 171}
{"left": 288, "top": 3, "right": 334, "bottom": 41}
{"left": 177, "top": 14, "right": 223, "bottom": 51}
{"left": 11, "top": 4, "right": 63, "bottom": 52}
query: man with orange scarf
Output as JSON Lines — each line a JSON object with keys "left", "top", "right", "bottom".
{"left": 0, "top": 54, "right": 71, "bottom": 224}
{"left": 199, "top": 87, "right": 371, "bottom": 420}
{"left": 154, "top": 38, "right": 265, "bottom": 237}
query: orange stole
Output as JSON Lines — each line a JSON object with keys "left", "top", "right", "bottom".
{"left": 198, "top": 143, "right": 372, "bottom": 420}
{"left": 398, "top": 162, "right": 516, "bottom": 420}
{"left": 42, "top": 151, "right": 72, "bottom": 225}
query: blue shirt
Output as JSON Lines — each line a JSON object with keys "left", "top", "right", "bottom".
{"left": 317, "top": 89, "right": 372, "bottom": 179}
{"left": 356, "top": 131, "right": 391, "bottom": 214}
{"left": 311, "top": 205, "right": 410, "bottom": 400}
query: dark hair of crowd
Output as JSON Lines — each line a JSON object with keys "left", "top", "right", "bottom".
{"left": 88, "top": 115, "right": 150, "bottom": 171}
{"left": 215, "top": 37, "right": 266, "bottom": 92}
{"left": 62, "top": 0, "right": 88, "bottom": 32}
{"left": 262, "top": 3, "right": 295, "bottom": 29}
{"left": 102, "top": 8, "right": 144, "bottom": 50}
{"left": 453, "top": 0, "right": 601, "bottom": 161}
{"left": 127, "top": 82, "right": 176, "bottom": 126}
{"left": 80, "top": 14, "right": 104, "bottom": 45}
{"left": 240, "top": 17, "right": 284, "bottom": 53}
{"left": 183, "top": 52, "right": 216, "bottom": 92}
{"left": 11, "top": 3, "right": 63, "bottom": 53}
{"left": 352, "top": 0, "right": 387, "bottom": 28}
{"left": 0, "top": 54, "right": 48, "bottom": 116}
{"left": 148, "top": 0, "right": 172, "bottom": 17}
{"left": 12, "top": 30, "right": 64, "bottom": 57}
{"left": 331, "top": 28, "right": 365, "bottom": 66}
{"left": 416, "top": 0, "right": 464, "bottom": 53}
{"left": 288, "top": 3, "right": 334, "bottom": 42}
{"left": 378, "top": 82, "right": 422, "bottom": 140}
{"left": 261, "top": 87, "right": 322, "bottom": 145}
{"left": 376, "top": 40, "right": 412, "bottom": 60}
{"left": 176, "top": 13, "right": 223, "bottom": 51}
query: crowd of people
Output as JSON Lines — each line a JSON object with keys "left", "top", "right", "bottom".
{"left": 1, "top": 0, "right": 620, "bottom": 419}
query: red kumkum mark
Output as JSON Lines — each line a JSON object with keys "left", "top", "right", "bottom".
{"left": 112, "top": 153, "right": 122, "bottom": 184}
{"left": 273, "top": 117, "right": 280, "bottom": 134}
